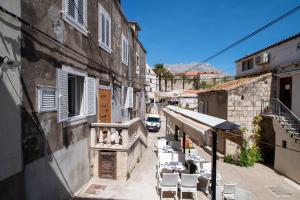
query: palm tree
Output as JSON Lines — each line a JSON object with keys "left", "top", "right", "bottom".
{"left": 163, "top": 70, "right": 174, "bottom": 92}
{"left": 153, "top": 64, "right": 167, "bottom": 92}
{"left": 179, "top": 73, "right": 187, "bottom": 90}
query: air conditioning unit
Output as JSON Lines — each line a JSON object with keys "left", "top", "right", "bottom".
{"left": 255, "top": 53, "right": 269, "bottom": 65}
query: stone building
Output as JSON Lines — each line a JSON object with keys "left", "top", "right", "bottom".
{"left": 0, "top": 0, "right": 147, "bottom": 199}
{"left": 145, "top": 64, "right": 158, "bottom": 104}
{"left": 198, "top": 73, "right": 273, "bottom": 154}
{"left": 199, "top": 32, "right": 300, "bottom": 184}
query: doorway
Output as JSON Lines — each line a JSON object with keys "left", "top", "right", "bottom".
{"left": 279, "top": 77, "right": 292, "bottom": 109}
{"left": 99, "top": 151, "right": 116, "bottom": 179}
{"left": 98, "top": 89, "right": 112, "bottom": 123}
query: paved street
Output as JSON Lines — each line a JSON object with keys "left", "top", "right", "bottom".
{"left": 75, "top": 112, "right": 300, "bottom": 200}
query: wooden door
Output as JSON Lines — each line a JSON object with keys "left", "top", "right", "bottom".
{"left": 98, "top": 89, "right": 111, "bottom": 123}
{"left": 99, "top": 151, "right": 116, "bottom": 179}
{"left": 280, "top": 77, "right": 292, "bottom": 109}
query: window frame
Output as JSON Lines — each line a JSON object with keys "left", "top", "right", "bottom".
{"left": 98, "top": 3, "right": 112, "bottom": 53}
{"left": 241, "top": 58, "right": 254, "bottom": 72}
{"left": 121, "top": 33, "right": 129, "bottom": 65}
{"left": 37, "top": 86, "right": 57, "bottom": 113}
{"left": 57, "top": 66, "right": 96, "bottom": 123}
{"left": 63, "top": 0, "right": 88, "bottom": 35}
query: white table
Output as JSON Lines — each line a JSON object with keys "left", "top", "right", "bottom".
{"left": 160, "top": 161, "right": 186, "bottom": 171}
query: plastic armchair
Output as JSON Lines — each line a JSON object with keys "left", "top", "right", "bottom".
{"left": 158, "top": 173, "right": 179, "bottom": 200}
{"left": 179, "top": 174, "right": 199, "bottom": 200}
{"left": 223, "top": 183, "right": 237, "bottom": 200}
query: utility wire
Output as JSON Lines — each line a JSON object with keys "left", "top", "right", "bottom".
{"left": 184, "top": 5, "right": 300, "bottom": 73}
{"left": 0, "top": 5, "right": 147, "bottom": 87}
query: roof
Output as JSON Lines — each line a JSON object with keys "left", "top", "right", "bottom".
{"left": 174, "top": 71, "right": 218, "bottom": 76}
{"left": 235, "top": 32, "right": 300, "bottom": 63}
{"left": 165, "top": 106, "right": 240, "bottom": 130}
{"left": 180, "top": 90, "right": 203, "bottom": 97}
{"left": 198, "top": 73, "right": 272, "bottom": 94}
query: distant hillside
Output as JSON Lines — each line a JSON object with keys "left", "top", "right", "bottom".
{"left": 165, "top": 62, "right": 222, "bottom": 73}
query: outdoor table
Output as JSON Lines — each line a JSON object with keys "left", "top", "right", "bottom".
{"left": 160, "top": 161, "right": 186, "bottom": 172}
{"left": 200, "top": 170, "right": 222, "bottom": 181}
{"left": 158, "top": 145, "right": 174, "bottom": 153}
{"left": 187, "top": 155, "right": 205, "bottom": 162}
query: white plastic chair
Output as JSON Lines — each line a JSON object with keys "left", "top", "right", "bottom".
{"left": 179, "top": 174, "right": 199, "bottom": 200}
{"left": 223, "top": 183, "right": 237, "bottom": 200}
{"left": 157, "top": 139, "right": 167, "bottom": 149}
{"left": 158, "top": 173, "right": 179, "bottom": 200}
{"left": 201, "top": 161, "right": 211, "bottom": 172}
{"left": 172, "top": 153, "right": 185, "bottom": 163}
{"left": 159, "top": 153, "right": 172, "bottom": 165}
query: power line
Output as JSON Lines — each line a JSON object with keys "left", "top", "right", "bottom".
{"left": 185, "top": 5, "right": 300, "bottom": 73}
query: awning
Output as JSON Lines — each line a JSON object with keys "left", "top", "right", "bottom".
{"left": 166, "top": 105, "right": 240, "bottom": 131}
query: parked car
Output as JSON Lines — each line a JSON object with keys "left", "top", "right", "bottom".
{"left": 146, "top": 114, "right": 161, "bottom": 132}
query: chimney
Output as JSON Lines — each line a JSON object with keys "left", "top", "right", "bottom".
{"left": 129, "top": 22, "right": 141, "bottom": 38}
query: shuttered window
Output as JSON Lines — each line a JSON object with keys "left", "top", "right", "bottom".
{"left": 57, "top": 68, "right": 96, "bottom": 123}
{"left": 86, "top": 77, "right": 96, "bottom": 116}
{"left": 37, "top": 86, "right": 57, "bottom": 113}
{"left": 124, "top": 87, "right": 133, "bottom": 108}
{"left": 64, "top": 0, "right": 87, "bottom": 33}
{"left": 122, "top": 34, "right": 129, "bottom": 65}
{"left": 99, "top": 3, "right": 112, "bottom": 53}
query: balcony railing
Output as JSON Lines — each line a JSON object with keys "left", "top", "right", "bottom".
{"left": 261, "top": 98, "right": 300, "bottom": 140}
{"left": 90, "top": 118, "right": 148, "bottom": 150}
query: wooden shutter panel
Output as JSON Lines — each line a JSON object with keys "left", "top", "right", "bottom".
{"left": 86, "top": 77, "right": 96, "bottom": 116}
{"left": 57, "top": 69, "right": 69, "bottom": 122}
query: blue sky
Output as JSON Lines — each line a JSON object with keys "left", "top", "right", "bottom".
{"left": 123, "top": 0, "right": 300, "bottom": 75}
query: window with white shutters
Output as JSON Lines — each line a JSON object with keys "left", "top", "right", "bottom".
{"left": 57, "top": 68, "right": 96, "bottom": 123}
{"left": 64, "top": 0, "right": 87, "bottom": 34}
{"left": 125, "top": 87, "right": 133, "bottom": 108}
{"left": 99, "top": 3, "right": 112, "bottom": 53}
{"left": 37, "top": 86, "right": 57, "bottom": 113}
{"left": 122, "top": 34, "right": 129, "bottom": 65}
{"left": 86, "top": 77, "right": 96, "bottom": 116}
{"left": 57, "top": 69, "right": 69, "bottom": 122}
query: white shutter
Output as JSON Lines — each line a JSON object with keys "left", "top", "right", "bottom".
{"left": 127, "top": 87, "right": 133, "bottom": 108}
{"left": 57, "top": 69, "right": 69, "bottom": 122}
{"left": 86, "top": 77, "right": 96, "bottom": 116}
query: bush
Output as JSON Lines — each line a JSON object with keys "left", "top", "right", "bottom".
{"left": 224, "top": 142, "right": 263, "bottom": 167}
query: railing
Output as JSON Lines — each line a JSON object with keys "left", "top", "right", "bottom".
{"left": 261, "top": 98, "right": 300, "bottom": 139}
{"left": 90, "top": 118, "right": 148, "bottom": 150}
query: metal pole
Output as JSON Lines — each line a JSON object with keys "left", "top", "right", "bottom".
{"left": 211, "top": 130, "right": 217, "bottom": 200}
{"left": 183, "top": 131, "right": 186, "bottom": 154}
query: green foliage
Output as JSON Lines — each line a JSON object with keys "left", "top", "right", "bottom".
{"left": 238, "top": 142, "right": 263, "bottom": 167}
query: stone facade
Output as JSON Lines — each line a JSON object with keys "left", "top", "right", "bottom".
{"left": 227, "top": 75, "right": 273, "bottom": 137}
{"left": 198, "top": 74, "right": 273, "bottom": 154}
{"left": 0, "top": 0, "right": 146, "bottom": 199}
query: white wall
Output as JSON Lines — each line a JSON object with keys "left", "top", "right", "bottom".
{"left": 0, "top": 0, "right": 23, "bottom": 181}
{"left": 145, "top": 64, "right": 157, "bottom": 100}
{"left": 236, "top": 36, "right": 300, "bottom": 76}
{"left": 292, "top": 73, "right": 300, "bottom": 117}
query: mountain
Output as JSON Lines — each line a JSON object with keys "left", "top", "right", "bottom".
{"left": 164, "top": 62, "right": 221, "bottom": 73}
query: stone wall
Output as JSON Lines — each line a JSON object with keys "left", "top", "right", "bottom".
{"left": 227, "top": 75, "right": 273, "bottom": 138}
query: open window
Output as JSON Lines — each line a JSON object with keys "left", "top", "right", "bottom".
{"left": 57, "top": 68, "right": 96, "bottom": 122}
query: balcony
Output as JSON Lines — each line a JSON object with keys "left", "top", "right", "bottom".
{"left": 90, "top": 118, "right": 148, "bottom": 180}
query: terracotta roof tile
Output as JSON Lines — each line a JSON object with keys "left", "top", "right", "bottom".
{"left": 198, "top": 73, "right": 272, "bottom": 94}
